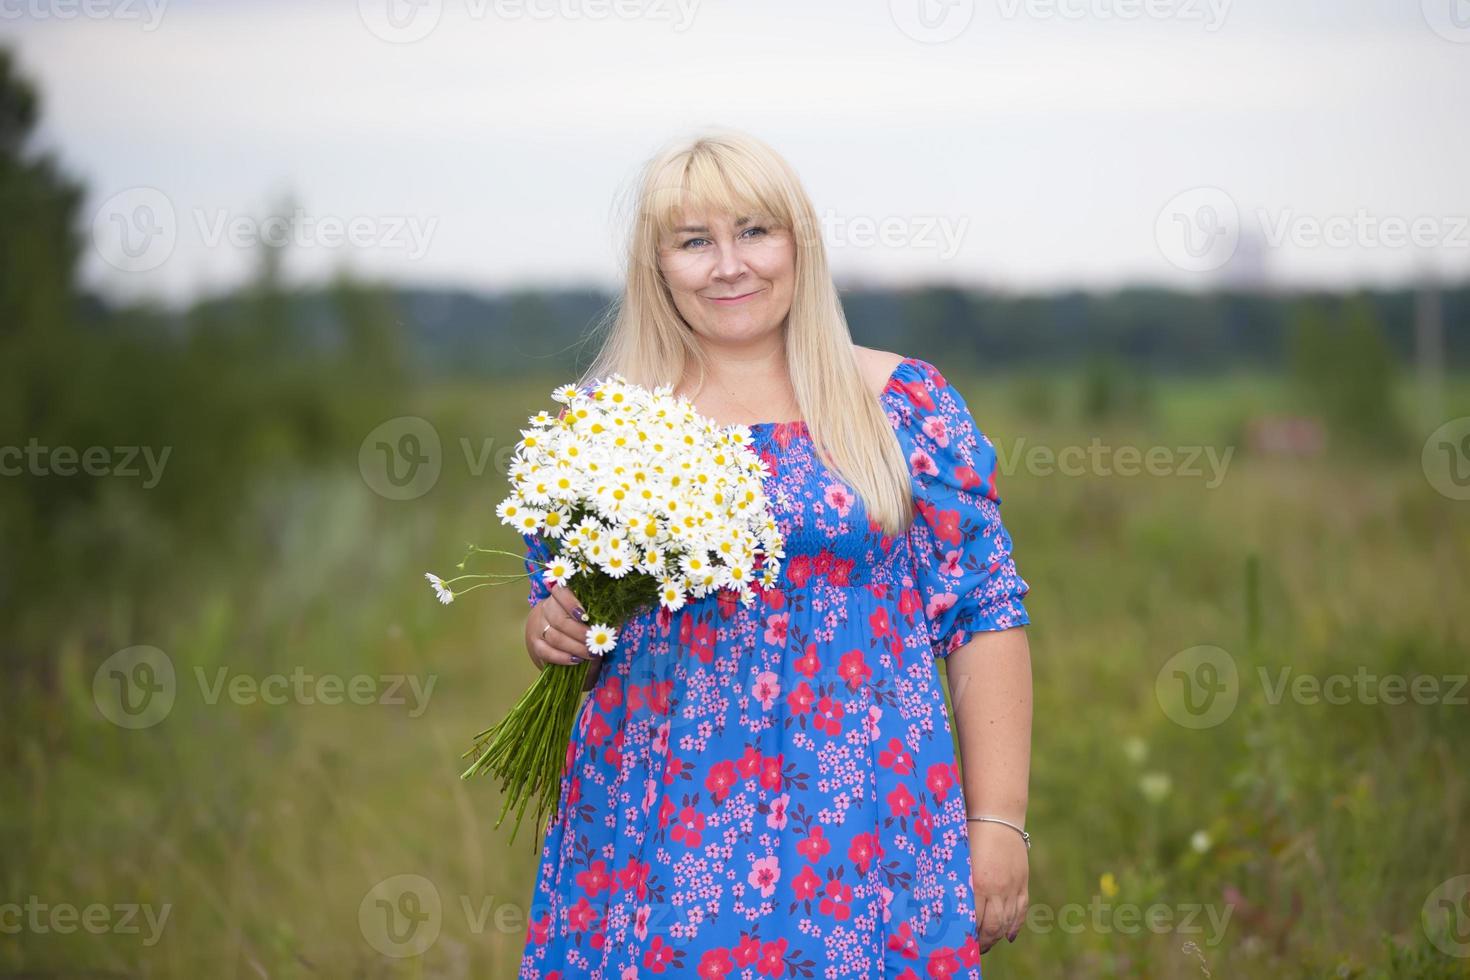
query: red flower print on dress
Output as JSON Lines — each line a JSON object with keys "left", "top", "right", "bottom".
{"left": 670, "top": 805, "right": 705, "bottom": 847}
{"left": 705, "top": 759, "right": 739, "bottom": 803}
{"left": 797, "top": 825, "right": 831, "bottom": 862}
{"left": 518, "top": 358, "right": 1023, "bottom": 979}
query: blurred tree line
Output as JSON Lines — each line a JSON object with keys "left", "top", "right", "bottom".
{"left": 0, "top": 49, "right": 408, "bottom": 687}
{"left": 3, "top": 44, "right": 1462, "bottom": 685}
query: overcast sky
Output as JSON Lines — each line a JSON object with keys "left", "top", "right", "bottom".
{"left": 4, "top": 0, "right": 1469, "bottom": 304}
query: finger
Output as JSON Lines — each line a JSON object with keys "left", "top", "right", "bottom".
{"left": 977, "top": 893, "right": 1007, "bottom": 953}
{"left": 533, "top": 606, "right": 590, "bottom": 665}
{"left": 540, "top": 603, "right": 595, "bottom": 657}
{"left": 549, "top": 584, "right": 589, "bottom": 624}
{"left": 1000, "top": 893, "right": 1020, "bottom": 943}
{"left": 1008, "top": 892, "right": 1028, "bottom": 943}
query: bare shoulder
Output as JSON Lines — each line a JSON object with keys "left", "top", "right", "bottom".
{"left": 853, "top": 345, "right": 908, "bottom": 398}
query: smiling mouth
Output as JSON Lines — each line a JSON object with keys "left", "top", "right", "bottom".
{"left": 706, "top": 289, "right": 762, "bottom": 304}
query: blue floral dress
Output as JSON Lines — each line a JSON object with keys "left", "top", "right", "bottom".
{"left": 517, "top": 356, "right": 1030, "bottom": 979}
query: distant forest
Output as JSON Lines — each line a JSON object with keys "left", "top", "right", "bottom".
{"left": 157, "top": 280, "right": 1470, "bottom": 381}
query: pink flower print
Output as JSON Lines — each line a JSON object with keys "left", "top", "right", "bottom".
{"left": 633, "top": 904, "right": 651, "bottom": 941}
{"left": 938, "top": 549, "right": 963, "bottom": 579}
{"left": 925, "top": 592, "right": 958, "bottom": 622}
{"left": 763, "top": 612, "right": 789, "bottom": 646}
{"left": 908, "top": 446, "right": 939, "bottom": 478}
{"left": 921, "top": 413, "right": 949, "bottom": 447}
{"left": 706, "top": 759, "right": 739, "bottom": 804}
{"left": 766, "top": 792, "right": 790, "bottom": 829}
{"left": 690, "top": 622, "right": 717, "bottom": 664}
{"left": 878, "top": 884, "right": 894, "bottom": 923}
{"left": 652, "top": 719, "right": 670, "bottom": 756}
{"left": 671, "top": 805, "right": 706, "bottom": 848}
{"left": 619, "top": 858, "right": 650, "bottom": 900}
{"left": 752, "top": 670, "right": 781, "bottom": 710}
{"left": 862, "top": 704, "right": 883, "bottom": 741}
{"left": 824, "top": 483, "right": 854, "bottom": 518}
{"left": 747, "top": 855, "right": 780, "bottom": 898}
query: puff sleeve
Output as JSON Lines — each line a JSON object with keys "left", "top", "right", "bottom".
{"left": 890, "top": 358, "right": 1031, "bottom": 658}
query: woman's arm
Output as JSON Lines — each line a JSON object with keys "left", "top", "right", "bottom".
{"left": 945, "top": 625, "right": 1033, "bottom": 952}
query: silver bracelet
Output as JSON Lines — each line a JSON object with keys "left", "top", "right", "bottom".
{"left": 968, "top": 814, "right": 1031, "bottom": 850}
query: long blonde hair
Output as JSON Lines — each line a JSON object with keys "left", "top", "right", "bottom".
{"left": 579, "top": 128, "right": 915, "bottom": 537}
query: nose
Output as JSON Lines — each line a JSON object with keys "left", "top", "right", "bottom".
{"left": 711, "top": 239, "right": 748, "bottom": 283}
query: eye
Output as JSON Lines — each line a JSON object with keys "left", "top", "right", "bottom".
{"left": 679, "top": 236, "right": 710, "bottom": 250}
{"left": 741, "top": 226, "right": 768, "bottom": 239}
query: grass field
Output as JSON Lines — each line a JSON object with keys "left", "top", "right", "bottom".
{"left": 5, "top": 371, "right": 1470, "bottom": 978}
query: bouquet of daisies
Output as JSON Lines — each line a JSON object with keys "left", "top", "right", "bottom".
{"left": 425, "top": 374, "right": 785, "bottom": 845}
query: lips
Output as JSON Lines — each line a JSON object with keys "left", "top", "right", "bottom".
{"left": 707, "top": 289, "right": 761, "bottom": 303}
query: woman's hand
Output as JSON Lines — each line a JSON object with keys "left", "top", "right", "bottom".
{"left": 970, "top": 820, "right": 1030, "bottom": 953}
{"left": 525, "top": 584, "right": 603, "bottom": 690}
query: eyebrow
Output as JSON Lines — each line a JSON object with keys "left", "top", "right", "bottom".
{"left": 672, "top": 216, "right": 759, "bottom": 234}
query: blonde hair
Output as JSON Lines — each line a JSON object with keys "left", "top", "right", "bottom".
{"left": 578, "top": 128, "right": 916, "bottom": 536}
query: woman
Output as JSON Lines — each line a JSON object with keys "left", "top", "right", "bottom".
{"left": 518, "top": 129, "right": 1033, "bottom": 978}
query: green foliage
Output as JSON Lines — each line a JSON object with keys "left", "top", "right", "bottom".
{"left": 1288, "top": 295, "right": 1408, "bottom": 452}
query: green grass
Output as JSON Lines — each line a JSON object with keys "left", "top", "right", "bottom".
{"left": 4, "top": 372, "right": 1470, "bottom": 978}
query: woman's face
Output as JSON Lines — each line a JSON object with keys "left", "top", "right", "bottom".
{"left": 657, "top": 209, "right": 796, "bottom": 345}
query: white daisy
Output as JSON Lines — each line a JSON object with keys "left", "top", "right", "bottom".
{"left": 424, "top": 572, "right": 453, "bottom": 605}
